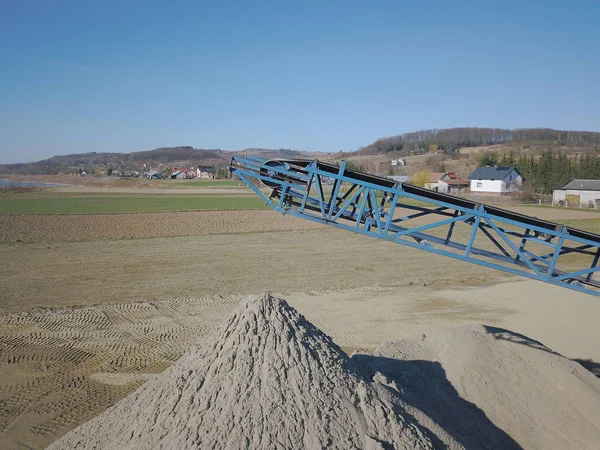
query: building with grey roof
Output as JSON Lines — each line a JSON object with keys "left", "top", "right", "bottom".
{"left": 467, "top": 166, "right": 523, "bottom": 195}
{"left": 553, "top": 179, "right": 600, "bottom": 208}
{"left": 561, "top": 179, "right": 600, "bottom": 191}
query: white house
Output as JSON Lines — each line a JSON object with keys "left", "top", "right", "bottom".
{"left": 197, "top": 165, "right": 216, "bottom": 179}
{"left": 467, "top": 166, "right": 523, "bottom": 195}
{"left": 553, "top": 179, "right": 600, "bottom": 208}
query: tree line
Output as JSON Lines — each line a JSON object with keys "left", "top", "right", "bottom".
{"left": 360, "top": 127, "right": 600, "bottom": 155}
{"left": 481, "top": 150, "right": 600, "bottom": 195}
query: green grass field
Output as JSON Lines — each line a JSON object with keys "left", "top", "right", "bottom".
{"left": 168, "top": 180, "right": 243, "bottom": 188}
{"left": 0, "top": 195, "right": 267, "bottom": 214}
{"left": 555, "top": 219, "right": 600, "bottom": 234}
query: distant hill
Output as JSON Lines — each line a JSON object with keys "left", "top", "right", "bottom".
{"left": 4, "top": 128, "right": 600, "bottom": 176}
{"left": 0, "top": 146, "right": 310, "bottom": 175}
{"left": 358, "top": 128, "right": 600, "bottom": 155}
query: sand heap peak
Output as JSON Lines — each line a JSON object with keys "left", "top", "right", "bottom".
{"left": 48, "top": 294, "right": 438, "bottom": 450}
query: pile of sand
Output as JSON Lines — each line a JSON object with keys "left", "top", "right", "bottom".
{"left": 48, "top": 294, "right": 440, "bottom": 449}
{"left": 49, "top": 294, "right": 600, "bottom": 450}
{"left": 366, "top": 325, "right": 600, "bottom": 449}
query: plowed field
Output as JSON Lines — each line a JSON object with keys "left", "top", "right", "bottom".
{"left": 0, "top": 210, "right": 324, "bottom": 243}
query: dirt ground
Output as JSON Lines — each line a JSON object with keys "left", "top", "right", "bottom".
{"left": 1, "top": 203, "right": 600, "bottom": 449}
{"left": 0, "top": 210, "right": 323, "bottom": 244}
{"left": 2, "top": 202, "right": 597, "bottom": 245}
{"left": 509, "top": 205, "right": 600, "bottom": 220}
{"left": 0, "top": 224, "right": 505, "bottom": 449}
{"left": 0, "top": 228, "right": 500, "bottom": 313}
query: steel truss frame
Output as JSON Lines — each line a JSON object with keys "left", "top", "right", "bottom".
{"left": 230, "top": 155, "right": 600, "bottom": 296}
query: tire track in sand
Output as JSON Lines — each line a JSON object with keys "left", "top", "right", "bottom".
{"left": 0, "top": 294, "right": 238, "bottom": 450}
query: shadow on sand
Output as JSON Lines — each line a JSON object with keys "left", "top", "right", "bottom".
{"left": 483, "top": 325, "right": 557, "bottom": 354}
{"left": 353, "top": 354, "right": 522, "bottom": 450}
{"left": 573, "top": 359, "right": 600, "bottom": 378}
{"left": 483, "top": 325, "right": 600, "bottom": 379}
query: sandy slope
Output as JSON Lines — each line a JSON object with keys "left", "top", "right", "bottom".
{"left": 370, "top": 325, "right": 600, "bottom": 450}
{"left": 432, "top": 280, "right": 600, "bottom": 363}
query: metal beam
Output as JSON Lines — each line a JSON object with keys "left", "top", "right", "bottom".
{"left": 229, "top": 156, "right": 600, "bottom": 297}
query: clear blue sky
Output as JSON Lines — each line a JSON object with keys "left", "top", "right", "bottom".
{"left": 1, "top": 0, "right": 599, "bottom": 164}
